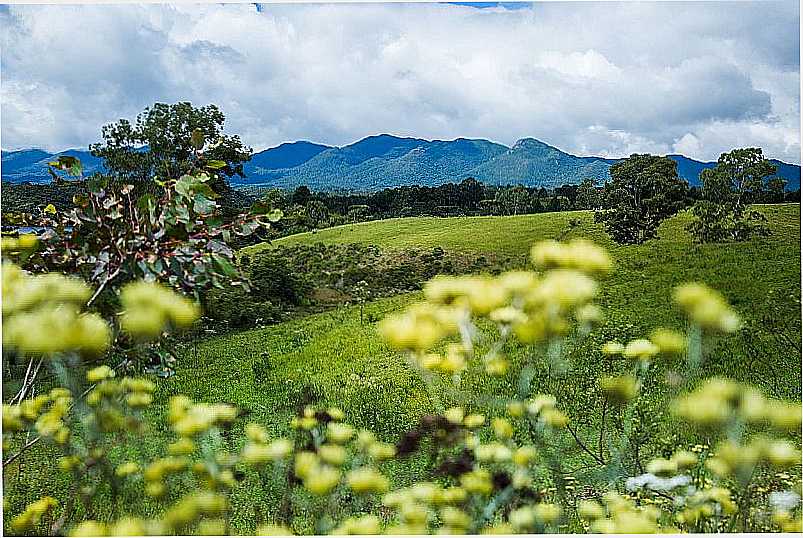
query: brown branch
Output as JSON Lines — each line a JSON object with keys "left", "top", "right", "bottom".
{"left": 3, "top": 435, "right": 42, "bottom": 466}
{"left": 566, "top": 424, "right": 607, "bottom": 465}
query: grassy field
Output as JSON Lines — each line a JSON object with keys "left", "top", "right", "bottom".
{"left": 6, "top": 205, "right": 801, "bottom": 533}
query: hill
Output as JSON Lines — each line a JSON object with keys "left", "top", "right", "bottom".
{"left": 3, "top": 136, "right": 800, "bottom": 190}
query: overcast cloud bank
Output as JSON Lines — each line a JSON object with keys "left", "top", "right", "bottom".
{"left": 1, "top": 1, "right": 799, "bottom": 163}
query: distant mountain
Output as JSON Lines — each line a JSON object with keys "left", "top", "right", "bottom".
{"left": 467, "top": 138, "right": 611, "bottom": 187}
{"left": 1, "top": 149, "right": 104, "bottom": 183}
{"left": 4, "top": 136, "right": 800, "bottom": 191}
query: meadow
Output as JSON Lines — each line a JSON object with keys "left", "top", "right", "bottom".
{"left": 5, "top": 204, "right": 801, "bottom": 533}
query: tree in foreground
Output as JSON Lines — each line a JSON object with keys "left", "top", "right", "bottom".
{"left": 687, "top": 147, "right": 777, "bottom": 242}
{"left": 595, "top": 154, "right": 688, "bottom": 244}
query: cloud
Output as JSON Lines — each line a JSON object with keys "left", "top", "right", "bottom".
{"left": 1, "top": 1, "right": 799, "bottom": 164}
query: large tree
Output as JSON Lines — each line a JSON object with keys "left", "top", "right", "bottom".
{"left": 596, "top": 154, "right": 688, "bottom": 244}
{"left": 89, "top": 102, "right": 252, "bottom": 195}
{"left": 688, "top": 148, "right": 776, "bottom": 242}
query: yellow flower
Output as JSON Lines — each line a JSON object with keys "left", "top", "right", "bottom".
{"left": 491, "top": 417, "right": 513, "bottom": 439}
{"left": 541, "top": 409, "right": 569, "bottom": 428}
{"left": 599, "top": 375, "right": 639, "bottom": 404}
{"left": 622, "top": 339, "right": 659, "bottom": 362}
{"left": 649, "top": 328, "right": 686, "bottom": 355}
{"left": 304, "top": 466, "right": 341, "bottom": 495}
{"left": 601, "top": 341, "right": 625, "bottom": 355}
{"left": 69, "top": 521, "right": 108, "bottom": 537}
{"left": 327, "top": 422, "right": 355, "bottom": 444}
{"left": 534, "top": 503, "right": 562, "bottom": 524}
{"left": 87, "top": 365, "right": 115, "bottom": 383}
{"left": 346, "top": 467, "right": 389, "bottom": 493}
{"left": 319, "top": 444, "right": 348, "bottom": 466}
{"left": 578, "top": 500, "right": 605, "bottom": 520}
{"left": 673, "top": 283, "right": 740, "bottom": 333}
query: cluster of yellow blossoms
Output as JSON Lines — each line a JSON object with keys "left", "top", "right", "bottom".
{"left": 3, "top": 388, "right": 73, "bottom": 446}
{"left": 2, "top": 264, "right": 110, "bottom": 356}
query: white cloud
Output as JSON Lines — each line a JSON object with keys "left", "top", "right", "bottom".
{"left": 1, "top": 1, "right": 799, "bottom": 163}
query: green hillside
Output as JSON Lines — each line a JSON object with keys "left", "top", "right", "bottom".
{"left": 7, "top": 205, "right": 800, "bottom": 534}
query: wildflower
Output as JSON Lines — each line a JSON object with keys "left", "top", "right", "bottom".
{"left": 463, "top": 414, "right": 485, "bottom": 429}
{"left": 444, "top": 407, "right": 464, "bottom": 424}
{"left": 491, "top": 417, "right": 513, "bottom": 439}
{"left": 304, "top": 465, "right": 341, "bottom": 495}
{"left": 513, "top": 445, "right": 537, "bottom": 467}
{"left": 766, "top": 440, "right": 802, "bottom": 467}
{"left": 540, "top": 408, "right": 569, "bottom": 428}
{"left": 601, "top": 341, "right": 625, "bottom": 356}
{"left": 460, "top": 469, "right": 493, "bottom": 495}
{"left": 440, "top": 507, "right": 471, "bottom": 530}
{"left": 474, "top": 442, "right": 512, "bottom": 462}
{"left": 673, "top": 283, "right": 740, "bottom": 333}
{"left": 347, "top": 467, "right": 389, "bottom": 493}
{"left": 490, "top": 306, "right": 526, "bottom": 325}
{"left": 765, "top": 401, "right": 803, "bottom": 431}
{"left": 622, "top": 339, "right": 659, "bottom": 362}
{"left": 87, "top": 365, "right": 115, "bottom": 383}
{"left": 109, "top": 518, "right": 146, "bottom": 536}
{"left": 670, "top": 450, "right": 698, "bottom": 470}
{"left": 319, "top": 444, "right": 348, "bottom": 466}
{"left": 527, "top": 269, "right": 598, "bottom": 311}
{"left": 245, "top": 423, "right": 268, "bottom": 443}
{"left": 599, "top": 375, "right": 639, "bottom": 404}
{"left": 530, "top": 239, "right": 612, "bottom": 276}
{"left": 69, "top": 521, "right": 107, "bottom": 536}
{"left": 649, "top": 328, "right": 686, "bottom": 355}
{"left": 578, "top": 500, "right": 605, "bottom": 520}
{"left": 115, "top": 462, "right": 140, "bottom": 477}
{"left": 11, "top": 496, "right": 58, "bottom": 532}
{"left": 483, "top": 353, "right": 509, "bottom": 376}
{"left": 378, "top": 303, "right": 458, "bottom": 351}
{"left": 526, "top": 394, "right": 556, "bottom": 416}
{"left": 508, "top": 506, "right": 536, "bottom": 530}
{"left": 368, "top": 441, "right": 396, "bottom": 460}
{"left": 327, "top": 422, "right": 355, "bottom": 443}
{"left": 119, "top": 281, "right": 200, "bottom": 339}
{"left": 294, "top": 451, "right": 319, "bottom": 479}
{"left": 332, "top": 515, "right": 382, "bottom": 535}
{"left": 534, "top": 503, "right": 562, "bottom": 524}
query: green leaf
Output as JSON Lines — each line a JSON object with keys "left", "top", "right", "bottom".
{"left": 205, "top": 160, "right": 228, "bottom": 170}
{"left": 191, "top": 128, "right": 205, "bottom": 150}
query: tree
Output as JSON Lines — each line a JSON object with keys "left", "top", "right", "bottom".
{"left": 688, "top": 148, "right": 776, "bottom": 242}
{"left": 595, "top": 154, "right": 688, "bottom": 244}
{"left": 89, "top": 102, "right": 252, "bottom": 195}
{"left": 575, "top": 179, "right": 601, "bottom": 210}
{"left": 291, "top": 185, "right": 312, "bottom": 207}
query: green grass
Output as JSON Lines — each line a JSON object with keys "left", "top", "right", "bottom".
{"left": 6, "top": 205, "right": 801, "bottom": 533}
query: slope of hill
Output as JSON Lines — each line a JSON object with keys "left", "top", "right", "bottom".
{"left": 4, "top": 135, "right": 800, "bottom": 191}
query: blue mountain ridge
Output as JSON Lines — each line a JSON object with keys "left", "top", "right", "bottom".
{"left": 3, "top": 135, "right": 799, "bottom": 191}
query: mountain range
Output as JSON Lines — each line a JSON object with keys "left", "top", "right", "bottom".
{"left": 2, "top": 134, "right": 800, "bottom": 191}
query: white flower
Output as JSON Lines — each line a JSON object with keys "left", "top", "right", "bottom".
{"left": 769, "top": 491, "right": 801, "bottom": 511}
{"left": 625, "top": 473, "right": 691, "bottom": 491}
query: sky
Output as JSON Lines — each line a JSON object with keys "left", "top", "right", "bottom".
{"left": 1, "top": 1, "right": 800, "bottom": 163}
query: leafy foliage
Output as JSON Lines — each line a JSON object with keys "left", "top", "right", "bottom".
{"left": 688, "top": 148, "right": 778, "bottom": 242}
{"left": 595, "top": 154, "right": 689, "bottom": 244}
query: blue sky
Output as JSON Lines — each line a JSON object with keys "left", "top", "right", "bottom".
{"left": 1, "top": 1, "right": 800, "bottom": 163}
